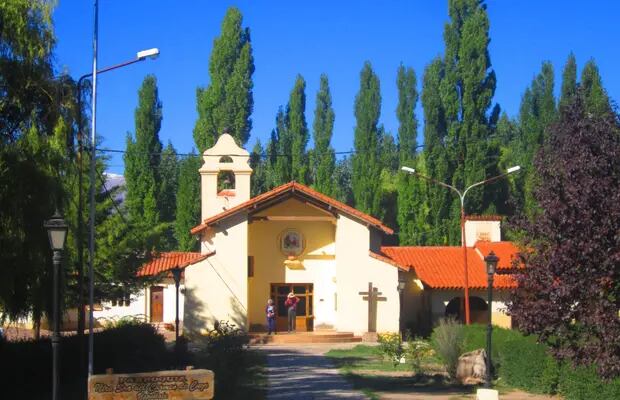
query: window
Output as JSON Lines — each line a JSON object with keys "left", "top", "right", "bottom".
{"left": 217, "top": 170, "right": 235, "bottom": 192}
{"left": 219, "top": 156, "right": 233, "bottom": 163}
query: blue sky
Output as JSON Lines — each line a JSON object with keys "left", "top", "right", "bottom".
{"left": 52, "top": 1, "right": 620, "bottom": 174}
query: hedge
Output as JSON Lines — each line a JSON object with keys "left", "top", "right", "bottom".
{"left": 451, "top": 324, "right": 620, "bottom": 399}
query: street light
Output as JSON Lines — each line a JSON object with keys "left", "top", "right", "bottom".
{"left": 484, "top": 251, "right": 499, "bottom": 388}
{"left": 401, "top": 165, "right": 520, "bottom": 324}
{"left": 170, "top": 268, "right": 182, "bottom": 344}
{"left": 44, "top": 211, "right": 68, "bottom": 400}
{"left": 81, "top": 46, "right": 160, "bottom": 377}
{"left": 397, "top": 276, "right": 406, "bottom": 339}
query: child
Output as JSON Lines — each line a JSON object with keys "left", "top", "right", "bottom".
{"left": 266, "top": 299, "right": 276, "bottom": 335}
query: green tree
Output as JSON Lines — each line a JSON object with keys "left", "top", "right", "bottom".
{"left": 352, "top": 61, "right": 382, "bottom": 217}
{"left": 421, "top": 57, "right": 452, "bottom": 244}
{"left": 559, "top": 53, "right": 577, "bottom": 112}
{"left": 396, "top": 64, "right": 418, "bottom": 163}
{"left": 440, "top": 0, "right": 499, "bottom": 240}
{"left": 158, "top": 142, "right": 179, "bottom": 249}
{"left": 312, "top": 74, "right": 336, "bottom": 196}
{"left": 175, "top": 154, "right": 201, "bottom": 252}
{"left": 273, "top": 107, "right": 291, "bottom": 186}
{"left": 580, "top": 59, "right": 611, "bottom": 116}
{"left": 250, "top": 139, "right": 267, "bottom": 196}
{"left": 124, "top": 75, "right": 163, "bottom": 227}
{"left": 193, "top": 7, "right": 254, "bottom": 151}
{"left": 288, "top": 75, "right": 309, "bottom": 184}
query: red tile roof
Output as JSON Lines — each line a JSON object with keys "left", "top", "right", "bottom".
{"left": 474, "top": 241, "right": 522, "bottom": 270}
{"left": 137, "top": 251, "right": 215, "bottom": 277}
{"left": 380, "top": 246, "right": 517, "bottom": 290}
{"left": 369, "top": 250, "right": 408, "bottom": 271}
{"left": 191, "top": 181, "right": 394, "bottom": 235}
{"left": 465, "top": 215, "right": 503, "bottom": 221}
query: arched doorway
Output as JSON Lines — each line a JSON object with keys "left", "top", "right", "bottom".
{"left": 445, "top": 296, "right": 488, "bottom": 323}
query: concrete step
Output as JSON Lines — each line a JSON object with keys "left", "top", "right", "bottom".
{"left": 249, "top": 331, "right": 362, "bottom": 344}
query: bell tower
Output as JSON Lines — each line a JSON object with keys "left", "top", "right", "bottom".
{"left": 199, "top": 133, "right": 252, "bottom": 221}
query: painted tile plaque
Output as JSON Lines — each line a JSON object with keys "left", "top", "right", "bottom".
{"left": 88, "top": 369, "right": 214, "bottom": 400}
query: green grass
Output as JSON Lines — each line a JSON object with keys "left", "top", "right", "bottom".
{"left": 327, "top": 344, "right": 420, "bottom": 372}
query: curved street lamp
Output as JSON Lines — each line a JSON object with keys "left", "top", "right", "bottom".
{"left": 401, "top": 165, "right": 520, "bottom": 324}
{"left": 484, "top": 251, "right": 499, "bottom": 388}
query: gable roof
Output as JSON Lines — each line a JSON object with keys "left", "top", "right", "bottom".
{"left": 190, "top": 181, "right": 394, "bottom": 235}
{"left": 137, "top": 251, "right": 215, "bottom": 277}
{"left": 380, "top": 245, "right": 517, "bottom": 290}
{"left": 474, "top": 241, "right": 522, "bottom": 271}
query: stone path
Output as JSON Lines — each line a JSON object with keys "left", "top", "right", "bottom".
{"left": 259, "top": 343, "right": 368, "bottom": 399}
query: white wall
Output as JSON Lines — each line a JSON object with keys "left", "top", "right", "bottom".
{"left": 335, "top": 215, "right": 400, "bottom": 335}
{"left": 464, "top": 220, "right": 501, "bottom": 245}
{"left": 429, "top": 289, "right": 512, "bottom": 328}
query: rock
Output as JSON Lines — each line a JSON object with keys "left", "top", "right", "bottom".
{"left": 456, "top": 348, "right": 487, "bottom": 385}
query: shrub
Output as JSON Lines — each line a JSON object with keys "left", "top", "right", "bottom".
{"left": 377, "top": 332, "right": 404, "bottom": 366}
{"left": 405, "top": 337, "right": 434, "bottom": 373}
{"left": 500, "top": 337, "right": 560, "bottom": 394}
{"left": 431, "top": 318, "right": 463, "bottom": 379}
{"left": 558, "top": 364, "right": 620, "bottom": 400}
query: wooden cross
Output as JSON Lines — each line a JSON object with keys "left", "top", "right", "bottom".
{"left": 358, "top": 282, "right": 387, "bottom": 332}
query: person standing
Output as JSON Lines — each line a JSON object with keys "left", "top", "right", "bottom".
{"left": 284, "top": 292, "right": 299, "bottom": 333}
{"left": 266, "top": 299, "right": 276, "bottom": 335}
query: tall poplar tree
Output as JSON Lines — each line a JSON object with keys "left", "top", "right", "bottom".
{"left": 175, "top": 153, "right": 201, "bottom": 252}
{"left": 395, "top": 64, "right": 424, "bottom": 244}
{"left": 433, "top": 0, "right": 499, "bottom": 241}
{"left": 312, "top": 74, "right": 336, "bottom": 196}
{"left": 194, "top": 7, "right": 254, "bottom": 151}
{"left": 580, "top": 59, "right": 611, "bottom": 116}
{"left": 124, "top": 75, "right": 163, "bottom": 226}
{"left": 158, "top": 142, "right": 179, "bottom": 249}
{"left": 272, "top": 107, "right": 291, "bottom": 186}
{"left": 559, "top": 53, "right": 577, "bottom": 112}
{"left": 352, "top": 62, "right": 382, "bottom": 217}
{"left": 421, "top": 57, "right": 452, "bottom": 244}
{"left": 288, "top": 75, "right": 309, "bottom": 184}
{"left": 250, "top": 139, "right": 267, "bottom": 196}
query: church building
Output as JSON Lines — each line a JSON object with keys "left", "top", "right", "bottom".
{"left": 97, "top": 133, "right": 519, "bottom": 336}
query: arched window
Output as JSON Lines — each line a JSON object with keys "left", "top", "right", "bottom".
{"left": 445, "top": 296, "right": 488, "bottom": 324}
{"left": 219, "top": 155, "right": 233, "bottom": 163}
{"left": 217, "top": 170, "right": 236, "bottom": 192}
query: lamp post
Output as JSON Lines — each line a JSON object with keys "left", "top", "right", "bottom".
{"left": 170, "top": 268, "right": 182, "bottom": 344}
{"left": 484, "top": 251, "right": 498, "bottom": 388}
{"left": 397, "top": 276, "right": 406, "bottom": 339}
{"left": 84, "top": 45, "right": 160, "bottom": 377}
{"left": 44, "top": 211, "right": 69, "bottom": 400}
{"left": 401, "top": 165, "right": 520, "bottom": 324}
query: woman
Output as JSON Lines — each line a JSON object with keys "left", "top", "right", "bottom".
{"left": 266, "top": 299, "right": 275, "bottom": 335}
{"left": 284, "top": 292, "right": 299, "bottom": 333}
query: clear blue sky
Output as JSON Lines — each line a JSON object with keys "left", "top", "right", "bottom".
{"left": 52, "top": 1, "right": 620, "bottom": 174}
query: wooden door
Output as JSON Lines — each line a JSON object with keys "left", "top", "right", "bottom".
{"left": 150, "top": 286, "right": 164, "bottom": 322}
{"left": 270, "top": 283, "right": 313, "bottom": 332}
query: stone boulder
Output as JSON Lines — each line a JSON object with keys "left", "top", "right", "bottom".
{"left": 456, "top": 348, "right": 487, "bottom": 385}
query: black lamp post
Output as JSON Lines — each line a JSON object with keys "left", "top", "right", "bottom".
{"left": 170, "top": 267, "right": 182, "bottom": 344}
{"left": 44, "top": 211, "right": 68, "bottom": 400}
{"left": 397, "top": 276, "right": 406, "bottom": 339}
{"left": 484, "top": 250, "right": 499, "bottom": 388}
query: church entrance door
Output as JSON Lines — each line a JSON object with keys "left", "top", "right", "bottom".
{"left": 270, "top": 283, "right": 314, "bottom": 332}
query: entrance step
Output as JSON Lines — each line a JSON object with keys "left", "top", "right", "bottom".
{"left": 249, "top": 331, "right": 362, "bottom": 345}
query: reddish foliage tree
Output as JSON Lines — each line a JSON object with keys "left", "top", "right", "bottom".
{"left": 509, "top": 92, "right": 620, "bottom": 379}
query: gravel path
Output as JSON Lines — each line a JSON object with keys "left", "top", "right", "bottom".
{"left": 260, "top": 344, "right": 368, "bottom": 400}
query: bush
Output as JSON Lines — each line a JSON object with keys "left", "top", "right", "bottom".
{"left": 558, "top": 364, "right": 620, "bottom": 400}
{"left": 431, "top": 318, "right": 463, "bottom": 379}
{"left": 377, "top": 332, "right": 404, "bottom": 366}
{"left": 500, "top": 337, "right": 560, "bottom": 393}
{"left": 405, "top": 337, "right": 434, "bottom": 373}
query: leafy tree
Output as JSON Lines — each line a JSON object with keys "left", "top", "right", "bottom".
{"left": 559, "top": 53, "right": 577, "bottom": 112}
{"left": 352, "top": 61, "right": 382, "bottom": 217}
{"left": 193, "top": 7, "right": 254, "bottom": 151}
{"left": 175, "top": 154, "right": 201, "bottom": 252}
{"left": 580, "top": 59, "right": 612, "bottom": 116}
{"left": 396, "top": 64, "right": 418, "bottom": 163}
{"left": 264, "top": 129, "right": 279, "bottom": 190}
{"left": 272, "top": 107, "right": 291, "bottom": 186}
{"left": 334, "top": 156, "right": 354, "bottom": 206}
{"left": 509, "top": 93, "right": 620, "bottom": 379}
{"left": 124, "top": 75, "right": 163, "bottom": 227}
{"left": 440, "top": 0, "right": 499, "bottom": 240}
{"left": 288, "top": 75, "right": 309, "bottom": 184}
{"left": 158, "top": 142, "right": 179, "bottom": 249}
{"left": 250, "top": 139, "right": 267, "bottom": 196}
{"left": 421, "top": 57, "right": 452, "bottom": 244}
{"left": 312, "top": 74, "right": 336, "bottom": 196}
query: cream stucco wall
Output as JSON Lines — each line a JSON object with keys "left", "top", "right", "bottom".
{"left": 184, "top": 213, "right": 249, "bottom": 334}
{"left": 464, "top": 220, "right": 501, "bottom": 245}
{"left": 335, "top": 214, "right": 400, "bottom": 335}
{"left": 247, "top": 198, "right": 337, "bottom": 330}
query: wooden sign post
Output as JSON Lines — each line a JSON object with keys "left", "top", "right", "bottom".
{"left": 88, "top": 369, "right": 214, "bottom": 400}
{"left": 358, "top": 282, "right": 387, "bottom": 333}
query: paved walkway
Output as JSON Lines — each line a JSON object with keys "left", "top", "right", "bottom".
{"left": 259, "top": 343, "right": 368, "bottom": 399}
